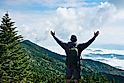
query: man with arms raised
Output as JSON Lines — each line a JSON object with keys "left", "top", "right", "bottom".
{"left": 50, "top": 31, "right": 99, "bottom": 83}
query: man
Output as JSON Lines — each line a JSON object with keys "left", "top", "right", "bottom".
{"left": 50, "top": 31, "right": 99, "bottom": 83}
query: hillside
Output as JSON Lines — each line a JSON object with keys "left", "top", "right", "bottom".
{"left": 81, "top": 59, "right": 124, "bottom": 76}
{"left": 21, "top": 40, "right": 124, "bottom": 82}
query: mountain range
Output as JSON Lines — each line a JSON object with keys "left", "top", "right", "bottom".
{"left": 21, "top": 40, "right": 124, "bottom": 82}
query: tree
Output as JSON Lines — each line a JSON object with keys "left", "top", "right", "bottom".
{"left": 0, "top": 13, "right": 32, "bottom": 82}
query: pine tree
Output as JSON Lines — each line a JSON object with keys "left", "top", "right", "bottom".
{"left": 0, "top": 13, "right": 33, "bottom": 82}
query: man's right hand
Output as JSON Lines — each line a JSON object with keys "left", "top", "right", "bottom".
{"left": 50, "top": 31, "right": 55, "bottom": 36}
{"left": 94, "top": 31, "right": 99, "bottom": 37}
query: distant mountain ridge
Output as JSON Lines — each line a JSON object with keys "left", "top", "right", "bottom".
{"left": 84, "top": 53, "right": 124, "bottom": 60}
{"left": 21, "top": 40, "right": 124, "bottom": 82}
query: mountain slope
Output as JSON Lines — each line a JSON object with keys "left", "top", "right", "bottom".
{"left": 21, "top": 40, "right": 124, "bottom": 82}
{"left": 22, "top": 40, "right": 65, "bottom": 62}
{"left": 81, "top": 59, "right": 124, "bottom": 76}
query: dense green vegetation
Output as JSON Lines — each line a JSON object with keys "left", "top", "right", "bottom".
{"left": 0, "top": 13, "right": 124, "bottom": 83}
{"left": 22, "top": 40, "right": 124, "bottom": 83}
{"left": 0, "top": 13, "right": 33, "bottom": 82}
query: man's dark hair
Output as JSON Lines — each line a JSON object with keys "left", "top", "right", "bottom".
{"left": 70, "top": 35, "right": 77, "bottom": 42}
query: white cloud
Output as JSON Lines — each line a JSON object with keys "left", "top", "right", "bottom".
{"left": 99, "top": 58, "right": 124, "bottom": 70}
{"left": 1, "top": 0, "right": 124, "bottom": 69}
{"left": 84, "top": 56, "right": 124, "bottom": 70}
{"left": 98, "top": 25, "right": 124, "bottom": 45}
{"left": 0, "top": 1, "right": 122, "bottom": 54}
{"left": 113, "top": 10, "right": 124, "bottom": 20}
{"left": 82, "top": 48, "right": 124, "bottom": 70}
{"left": 108, "top": 0, "right": 124, "bottom": 9}
{"left": 45, "top": 2, "right": 115, "bottom": 43}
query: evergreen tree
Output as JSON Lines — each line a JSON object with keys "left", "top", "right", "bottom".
{"left": 0, "top": 13, "right": 32, "bottom": 82}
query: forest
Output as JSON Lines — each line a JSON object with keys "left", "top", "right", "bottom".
{"left": 0, "top": 13, "right": 124, "bottom": 83}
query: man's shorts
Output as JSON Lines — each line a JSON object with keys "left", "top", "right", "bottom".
{"left": 65, "top": 66, "right": 81, "bottom": 80}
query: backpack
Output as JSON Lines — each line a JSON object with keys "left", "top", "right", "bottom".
{"left": 67, "top": 46, "right": 79, "bottom": 68}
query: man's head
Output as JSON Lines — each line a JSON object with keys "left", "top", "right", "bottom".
{"left": 70, "top": 35, "right": 77, "bottom": 42}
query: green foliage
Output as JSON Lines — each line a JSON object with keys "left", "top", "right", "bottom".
{"left": 0, "top": 12, "right": 124, "bottom": 83}
{"left": 27, "top": 51, "right": 65, "bottom": 82}
{"left": 0, "top": 13, "right": 33, "bottom": 82}
{"left": 80, "top": 73, "right": 110, "bottom": 83}
{"left": 81, "top": 59, "right": 124, "bottom": 77}
{"left": 22, "top": 40, "right": 124, "bottom": 83}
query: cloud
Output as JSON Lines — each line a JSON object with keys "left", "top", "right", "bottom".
{"left": 2, "top": 0, "right": 105, "bottom": 9}
{"left": 1, "top": 0, "right": 86, "bottom": 12}
{"left": 0, "top": 1, "right": 120, "bottom": 54}
{"left": 56, "top": 2, "right": 115, "bottom": 32}
{"left": 83, "top": 55, "right": 124, "bottom": 70}
{"left": 7, "top": 2, "right": 114, "bottom": 44}
{"left": 108, "top": 0, "right": 124, "bottom": 9}
{"left": 3, "top": 0, "right": 124, "bottom": 10}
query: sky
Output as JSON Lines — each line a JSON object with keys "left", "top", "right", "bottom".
{"left": 0, "top": 0, "right": 124, "bottom": 54}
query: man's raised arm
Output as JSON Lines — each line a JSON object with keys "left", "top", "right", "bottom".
{"left": 50, "top": 31, "right": 66, "bottom": 49}
{"left": 79, "top": 31, "right": 100, "bottom": 50}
